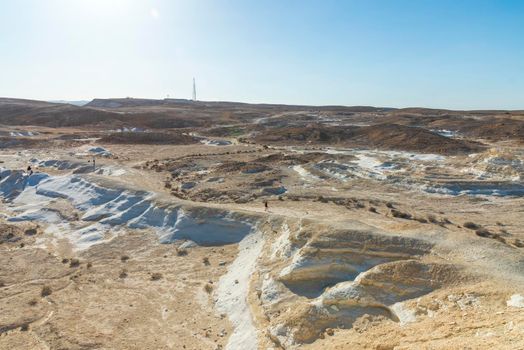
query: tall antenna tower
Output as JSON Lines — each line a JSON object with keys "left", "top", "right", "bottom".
{"left": 192, "top": 77, "right": 197, "bottom": 101}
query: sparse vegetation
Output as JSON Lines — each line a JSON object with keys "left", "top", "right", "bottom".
{"left": 475, "top": 228, "right": 491, "bottom": 237}
{"left": 28, "top": 299, "right": 38, "bottom": 306}
{"left": 41, "top": 285, "right": 52, "bottom": 297}
{"left": 204, "top": 283, "right": 213, "bottom": 294}
{"left": 20, "top": 323, "right": 29, "bottom": 332}
{"left": 100, "top": 132, "right": 198, "bottom": 145}
{"left": 318, "top": 196, "right": 329, "bottom": 203}
{"left": 202, "top": 257, "right": 210, "bottom": 266}
{"left": 514, "top": 239, "right": 524, "bottom": 248}
{"left": 391, "top": 209, "right": 412, "bottom": 220}
{"left": 442, "top": 218, "right": 452, "bottom": 225}
{"left": 464, "top": 222, "right": 480, "bottom": 230}
{"left": 368, "top": 206, "right": 377, "bottom": 213}
{"left": 121, "top": 255, "right": 130, "bottom": 262}
{"left": 69, "top": 258, "right": 80, "bottom": 267}
{"left": 151, "top": 273, "right": 163, "bottom": 281}
{"left": 62, "top": 258, "right": 69, "bottom": 264}
{"left": 119, "top": 270, "right": 128, "bottom": 279}
{"left": 427, "top": 214, "right": 438, "bottom": 224}
{"left": 414, "top": 216, "right": 428, "bottom": 223}
{"left": 176, "top": 247, "right": 188, "bottom": 256}
{"left": 24, "top": 228, "right": 37, "bottom": 236}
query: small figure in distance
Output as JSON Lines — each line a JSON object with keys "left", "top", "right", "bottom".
{"left": 27, "top": 165, "right": 33, "bottom": 176}
{"left": 264, "top": 200, "right": 268, "bottom": 212}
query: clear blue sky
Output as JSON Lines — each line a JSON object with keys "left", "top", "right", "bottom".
{"left": 1, "top": 0, "right": 523, "bottom": 109}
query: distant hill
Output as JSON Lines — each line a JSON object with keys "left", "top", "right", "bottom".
{"left": 0, "top": 97, "right": 522, "bottom": 143}
{"left": 48, "top": 100, "right": 91, "bottom": 107}
{"left": 0, "top": 98, "right": 120, "bottom": 127}
{"left": 254, "top": 123, "right": 485, "bottom": 155}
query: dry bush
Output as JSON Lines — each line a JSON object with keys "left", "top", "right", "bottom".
{"left": 391, "top": 209, "right": 412, "bottom": 220}
{"left": 121, "top": 255, "right": 130, "bottom": 262}
{"left": 69, "top": 258, "right": 80, "bottom": 267}
{"left": 20, "top": 324, "right": 29, "bottom": 332}
{"left": 475, "top": 228, "right": 492, "bottom": 238}
{"left": 41, "top": 286, "right": 52, "bottom": 297}
{"left": 513, "top": 239, "right": 524, "bottom": 248}
{"left": 24, "top": 228, "right": 37, "bottom": 236}
{"left": 176, "top": 247, "right": 188, "bottom": 256}
{"left": 464, "top": 222, "right": 480, "bottom": 230}
{"left": 119, "top": 270, "right": 128, "bottom": 279}
{"left": 368, "top": 207, "right": 377, "bottom": 213}
{"left": 151, "top": 273, "right": 163, "bottom": 281}
{"left": 204, "top": 283, "right": 213, "bottom": 294}
{"left": 493, "top": 235, "right": 506, "bottom": 244}
{"left": 318, "top": 196, "right": 329, "bottom": 203}
{"left": 203, "top": 257, "right": 210, "bottom": 266}
{"left": 28, "top": 299, "right": 38, "bottom": 306}
{"left": 427, "top": 214, "right": 438, "bottom": 224}
{"left": 414, "top": 216, "right": 428, "bottom": 223}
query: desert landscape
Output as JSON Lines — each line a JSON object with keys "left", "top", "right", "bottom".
{"left": 0, "top": 97, "right": 523, "bottom": 349}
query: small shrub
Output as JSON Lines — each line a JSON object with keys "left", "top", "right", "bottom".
{"left": 204, "top": 283, "right": 213, "bottom": 294}
{"left": 24, "top": 228, "right": 37, "bottom": 236}
{"left": 41, "top": 286, "right": 52, "bottom": 297}
{"left": 69, "top": 259, "right": 80, "bottom": 268}
{"left": 62, "top": 258, "right": 69, "bottom": 264}
{"left": 464, "top": 222, "right": 480, "bottom": 230}
{"left": 20, "top": 324, "right": 29, "bottom": 332}
{"left": 28, "top": 299, "right": 38, "bottom": 306}
{"left": 391, "top": 209, "right": 412, "bottom": 220}
{"left": 475, "top": 228, "right": 492, "bottom": 238}
{"left": 442, "top": 218, "right": 452, "bottom": 225}
{"left": 414, "top": 216, "right": 428, "bottom": 224}
{"left": 151, "top": 273, "right": 163, "bottom": 281}
{"left": 202, "top": 257, "right": 210, "bottom": 266}
{"left": 386, "top": 202, "right": 394, "bottom": 209}
{"left": 121, "top": 255, "right": 130, "bottom": 262}
{"left": 368, "top": 207, "right": 377, "bottom": 213}
{"left": 119, "top": 270, "right": 128, "bottom": 279}
{"left": 493, "top": 234, "right": 506, "bottom": 244}
{"left": 427, "top": 214, "right": 438, "bottom": 224}
{"left": 176, "top": 248, "right": 188, "bottom": 256}
{"left": 513, "top": 239, "right": 524, "bottom": 248}
{"left": 86, "top": 262, "right": 93, "bottom": 269}
{"left": 318, "top": 196, "right": 329, "bottom": 203}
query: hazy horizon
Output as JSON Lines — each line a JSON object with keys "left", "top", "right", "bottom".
{"left": 1, "top": 0, "right": 523, "bottom": 109}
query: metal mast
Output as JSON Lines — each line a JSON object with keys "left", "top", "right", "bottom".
{"left": 192, "top": 77, "right": 197, "bottom": 101}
